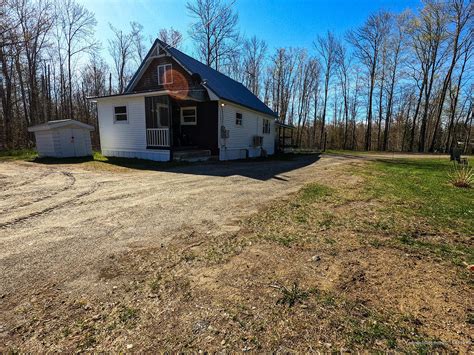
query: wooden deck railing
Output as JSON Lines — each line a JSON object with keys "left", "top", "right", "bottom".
{"left": 146, "top": 128, "right": 170, "bottom": 147}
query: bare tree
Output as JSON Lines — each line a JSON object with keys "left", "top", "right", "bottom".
{"left": 130, "top": 22, "right": 146, "bottom": 64}
{"left": 158, "top": 27, "right": 184, "bottom": 49}
{"left": 269, "top": 47, "right": 298, "bottom": 122}
{"left": 382, "top": 12, "right": 407, "bottom": 151}
{"left": 241, "top": 36, "right": 267, "bottom": 98}
{"left": 429, "top": 0, "right": 472, "bottom": 151}
{"left": 186, "top": 0, "right": 239, "bottom": 70}
{"left": 294, "top": 51, "right": 319, "bottom": 145}
{"left": 56, "top": 0, "right": 97, "bottom": 119}
{"left": 315, "top": 31, "right": 337, "bottom": 148}
{"left": 410, "top": 0, "right": 449, "bottom": 152}
{"left": 347, "top": 12, "right": 390, "bottom": 150}
{"left": 108, "top": 23, "right": 134, "bottom": 93}
{"left": 444, "top": 38, "right": 473, "bottom": 151}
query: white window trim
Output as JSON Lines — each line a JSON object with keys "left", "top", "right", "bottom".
{"left": 113, "top": 105, "right": 129, "bottom": 123}
{"left": 180, "top": 106, "right": 197, "bottom": 126}
{"left": 157, "top": 64, "right": 173, "bottom": 85}
{"left": 235, "top": 112, "right": 243, "bottom": 127}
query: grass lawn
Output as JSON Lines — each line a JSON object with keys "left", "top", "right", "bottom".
{"left": 356, "top": 159, "right": 473, "bottom": 262}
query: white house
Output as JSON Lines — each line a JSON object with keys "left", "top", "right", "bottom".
{"left": 89, "top": 39, "right": 277, "bottom": 162}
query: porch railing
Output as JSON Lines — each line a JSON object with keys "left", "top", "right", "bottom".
{"left": 146, "top": 128, "right": 170, "bottom": 148}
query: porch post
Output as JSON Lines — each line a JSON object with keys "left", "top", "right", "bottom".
{"left": 168, "top": 96, "right": 173, "bottom": 160}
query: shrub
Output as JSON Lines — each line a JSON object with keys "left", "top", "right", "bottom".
{"left": 448, "top": 163, "right": 473, "bottom": 188}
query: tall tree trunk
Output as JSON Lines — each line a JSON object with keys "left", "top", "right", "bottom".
{"left": 0, "top": 48, "right": 13, "bottom": 148}
{"left": 366, "top": 66, "right": 376, "bottom": 151}
{"left": 320, "top": 71, "right": 330, "bottom": 147}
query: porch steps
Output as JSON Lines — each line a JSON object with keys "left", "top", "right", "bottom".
{"left": 173, "top": 149, "right": 212, "bottom": 162}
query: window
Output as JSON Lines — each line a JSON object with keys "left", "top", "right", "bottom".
{"left": 181, "top": 107, "right": 197, "bottom": 125}
{"left": 263, "top": 119, "right": 271, "bottom": 134}
{"left": 158, "top": 64, "right": 173, "bottom": 85}
{"left": 235, "top": 112, "right": 243, "bottom": 126}
{"left": 114, "top": 106, "right": 128, "bottom": 122}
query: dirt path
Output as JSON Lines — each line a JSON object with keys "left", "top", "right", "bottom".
{"left": 0, "top": 155, "right": 347, "bottom": 311}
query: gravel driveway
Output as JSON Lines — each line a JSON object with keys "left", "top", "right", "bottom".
{"left": 0, "top": 155, "right": 348, "bottom": 306}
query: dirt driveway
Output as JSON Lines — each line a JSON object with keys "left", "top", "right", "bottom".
{"left": 1, "top": 155, "right": 346, "bottom": 315}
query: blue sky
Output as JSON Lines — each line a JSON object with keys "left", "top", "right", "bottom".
{"left": 79, "top": 0, "right": 421, "bottom": 60}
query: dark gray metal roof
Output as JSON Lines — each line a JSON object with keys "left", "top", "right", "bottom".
{"left": 127, "top": 39, "right": 277, "bottom": 118}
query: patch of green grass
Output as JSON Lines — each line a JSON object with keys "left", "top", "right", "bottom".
{"left": 323, "top": 237, "right": 336, "bottom": 245}
{"left": 275, "top": 282, "right": 309, "bottom": 307}
{"left": 203, "top": 235, "right": 248, "bottom": 263}
{"left": 118, "top": 306, "right": 139, "bottom": 324}
{"left": 92, "top": 151, "right": 108, "bottom": 161}
{"left": 396, "top": 234, "right": 473, "bottom": 266}
{"left": 368, "top": 239, "right": 384, "bottom": 248}
{"left": 263, "top": 234, "right": 296, "bottom": 247}
{"left": 318, "top": 212, "right": 335, "bottom": 229}
{"left": 0, "top": 149, "right": 37, "bottom": 161}
{"left": 149, "top": 274, "right": 162, "bottom": 294}
{"left": 299, "top": 183, "right": 333, "bottom": 202}
{"left": 325, "top": 149, "right": 372, "bottom": 156}
{"left": 350, "top": 319, "right": 397, "bottom": 349}
{"left": 61, "top": 326, "right": 71, "bottom": 338}
{"left": 363, "top": 159, "right": 473, "bottom": 234}
{"left": 467, "top": 312, "right": 474, "bottom": 324}
{"left": 316, "top": 292, "right": 337, "bottom": 307}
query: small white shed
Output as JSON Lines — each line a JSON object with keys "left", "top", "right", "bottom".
{"left": 28, "top": 119, "right": 94, "bottom": 158}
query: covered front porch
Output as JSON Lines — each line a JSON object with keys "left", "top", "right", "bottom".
{"left": 145, "top": 95, "right": 218, "bottom": 159}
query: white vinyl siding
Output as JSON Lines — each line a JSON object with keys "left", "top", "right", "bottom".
{"left": 218, "top": 101, "right": 275, "bottom": 160}
{"left": 98, "top": 97, "right": 146, "bottom": 151}
{"left": 34, "top": 131, "right": 56, "bottom": 157}
{"left": 97, "top": 96, "right": 170, "bottom": 161}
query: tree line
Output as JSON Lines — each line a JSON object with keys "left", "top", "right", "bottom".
{"left": 1, "top": 0, "right": 472, "bottom": 153}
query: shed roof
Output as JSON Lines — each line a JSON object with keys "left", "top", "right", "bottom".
{"left": 28, "top": 119, "right": 95, "bottom": 132}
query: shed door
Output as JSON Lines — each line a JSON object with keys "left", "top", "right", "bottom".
{"left": 72, "top": 128, "right": 87, "bottom": 156}
{"left": 59, "top": 128, "right": 88, "bottom": 157}
{"left": 59, "top": 128, "right": 76, "bottom": 157}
